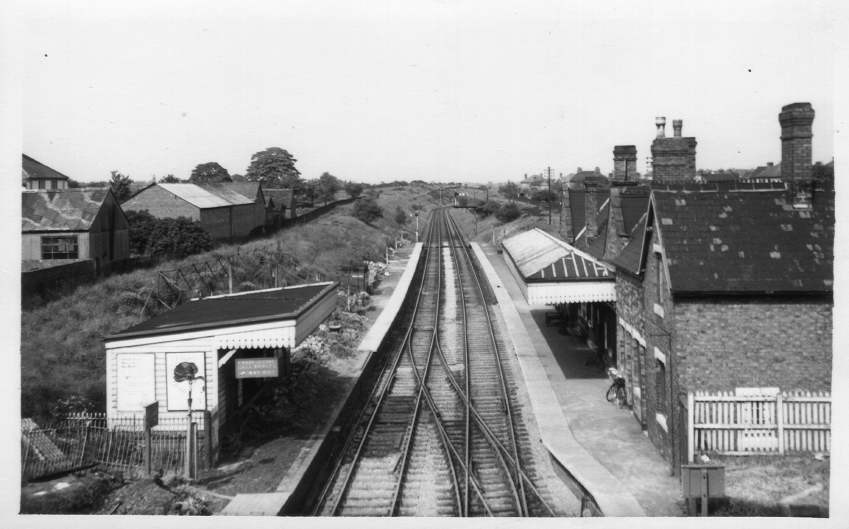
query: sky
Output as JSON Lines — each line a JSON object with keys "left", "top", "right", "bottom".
{"left": 12, "top": 1, "right": 840, "bottom": 185}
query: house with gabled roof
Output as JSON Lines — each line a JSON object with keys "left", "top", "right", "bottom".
{"left": 122, "top": 182, "right": 266, "bottom": 240}
{"left": 22, "top": 154, "right": 70, "bottom": 190}
{"left": 611, "top": 181, "right": 833, "bottom": 474}
{"left": 22, "top": 187, "right": 129, "bottom": 273}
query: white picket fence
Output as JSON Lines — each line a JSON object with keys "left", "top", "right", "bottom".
{"left": 687, "top": 390, "right": 831, "bottom": 461}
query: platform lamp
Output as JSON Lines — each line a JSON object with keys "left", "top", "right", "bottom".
{"left": 173, "top": 361, "right": 205, "bottom": 480}
{"left": 414, "top": 211, "right": 419, "bottom": 243}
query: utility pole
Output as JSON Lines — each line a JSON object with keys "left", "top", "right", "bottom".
{"left": 547, "top": 166, "right": 552, "bottom": 225}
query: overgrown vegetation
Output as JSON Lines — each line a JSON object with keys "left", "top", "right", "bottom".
{"left": 495, "top": 202, "right": 521, "bottom": 222}
{"left": 126, "top": 210, "right": 213, "bottom": 259}
{"left": 21, "top": 184, "right": 439, "bottom": 423}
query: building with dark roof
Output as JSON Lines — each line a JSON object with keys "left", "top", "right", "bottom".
{"left": 103, "top": 282, "right": 339, "bottom": 459}
{"left": 22, "top": 188, "right": 129, "bottom": 273}
{"left": 22, "top": 154, "right": 70, "bottom": 190}
{"left": 535, "top": 102, "right": 833, "bottom": 473}
{"left": 122, "top": 182, "right": 266, "bottom": 240}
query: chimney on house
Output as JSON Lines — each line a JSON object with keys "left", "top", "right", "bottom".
{"left": 779, "top": 102, "right": 815, "bottom": 185}
{"left": 651, "top": 116, "right": 697, "bottom": 184}
{"left": 655, "top": 117, "right": 666, "bottom": 138}
{"left": 613, "top": 145, "right": 638, "bottom": 183}
{"left": 584, "top": 180, "right": 600, "bottom": 239}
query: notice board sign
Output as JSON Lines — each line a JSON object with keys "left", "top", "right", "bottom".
{"left": 117, "top": 354, "right": 155, "bottom": 411}
{"left": 235, "top": 358, "right": 279, "bottom": 379}
{"left": 166, "top": 352, "right": 206, "bottom": 411}
{"left": 144, "top": 402, "right": 159, "bottom": 429}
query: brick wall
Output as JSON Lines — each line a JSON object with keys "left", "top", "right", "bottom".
{"left": 674, "top": 299, "right": 832, "bottom": 391}
{"left": 123, "top": 185, "right": 200, "bottom": 221}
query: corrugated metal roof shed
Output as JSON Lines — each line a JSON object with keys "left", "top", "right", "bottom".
{"left": 159, "top": 183, "right": 253, "bottom": 208}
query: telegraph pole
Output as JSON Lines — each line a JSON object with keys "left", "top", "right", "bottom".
{"left": 547, "top": 166, "right": 552, "bottom": 224}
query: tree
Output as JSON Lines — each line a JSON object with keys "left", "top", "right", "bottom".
{"left": 317, "top": 172, "right": 341, "bottom": 204}
{"left": 344, "top": 181, "right": 364, "bottom": 198}
{"left": 159, "top": 174, "right": 181, "bottom": 183}
{"left": 110, "top": 170, "right": 133, "bottom": 203}
{"left": 395, "top": 206, "right": 408, "bottom": 225}
{"left": 352, "top": 197, "right": 383, "bottom": 224}
{"left": 67, "top": 179, "right": 81, "bottom": 188}
{"left": 230, "top": 173, "right": 247, "bottom": 182}
{"left": 498, "top": 182, "right": 519, "bottom": 200}
{"left": 246, "top": 147, "right": 301, "bottom": 188}
{"left": 189, "top": 162, "right": 231, "bottom": 184}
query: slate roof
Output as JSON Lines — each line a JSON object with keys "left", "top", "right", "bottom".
{"left": 611, "top": 211, "right": 649, "bottom": 275}
{"left": 106, "top": 282, "right": 339, "bottom": 341}
{"left": 747, "top": 163, "right": 782, "bottom": 180}
{"left": 211, "top": 181, "right": 261, "bottom": 202}
{"left": 158, "top": 183, "right": 255, "bottom": 208}
{"left": 620, "top": 186, "right": 650, "bottom": 234}
{"left": 22, "top": 155, "right": 71, "bottom": 183}
{"left": 653, "top": 188, "right": 833, "bottom": 294}
{"left": 502, "top": 228, "right": 612, "bottom": 282}
{"left": 22, "top": 189, "right": 111, "bottom": 231}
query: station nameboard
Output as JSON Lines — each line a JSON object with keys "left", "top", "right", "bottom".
{"left": 235, "top": 358, "right": 279, "bottom": 379}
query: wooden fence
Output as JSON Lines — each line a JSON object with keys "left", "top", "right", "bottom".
{"left": 687, "top": 390, "right": 831, "bottom": 460}
{"left": 21, "top": 412, "right": 212, "bottom": 482}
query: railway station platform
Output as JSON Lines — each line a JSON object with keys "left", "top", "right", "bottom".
{"left": 472, "top": 242, "right": 685, "bottom": 517}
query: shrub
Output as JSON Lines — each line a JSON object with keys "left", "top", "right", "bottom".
{"left": 394, "top": 206, "right": 408, "bottom": 226}
{"left": 478, "top": 200, "right": 501, "bottom": 217}
{"left": 352, "top": 197, "right": 383, "bottom": 224}
{"left": 127, "top": 212, "right": 213, "bottom": 259}
{"left": 495, "top": 202, "right": 521, "bottom": 222}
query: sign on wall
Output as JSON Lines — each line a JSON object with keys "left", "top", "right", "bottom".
{"left": 165, "top": 352, "right": 206, "bottom": 411}
{"left": 235, "top": 357, "right": 279, "bottom": 379}
{"left": 116, "top": 354, "right": 155, "bottom": 411}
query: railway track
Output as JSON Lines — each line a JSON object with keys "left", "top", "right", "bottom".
{"left": 314, "top": 207, "right": 558, "bottom": 517}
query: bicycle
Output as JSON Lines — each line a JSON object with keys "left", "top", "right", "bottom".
{"left": 605, "top": 367, "right": 627, "bottom": 407}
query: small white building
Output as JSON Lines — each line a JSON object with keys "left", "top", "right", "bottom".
{"left": 103, "top": 282, "right": 338, "bottom": 458}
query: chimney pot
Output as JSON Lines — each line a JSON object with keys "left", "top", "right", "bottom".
{"left": 655, "top": 117, "right": 667, "bottom": 138}
{"left": 673, "top": 119, "right": 683, "bottom": 137}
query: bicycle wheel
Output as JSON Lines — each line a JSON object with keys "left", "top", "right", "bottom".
{"left": 605, "top": 383, "right": 618, "bottom": 402}
{"left": 616, "top": 385, "right": 627, "bottom": 407}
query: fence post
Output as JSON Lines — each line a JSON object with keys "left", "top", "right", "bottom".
{"left": 204, "top": 410, "right": 213, "bottom": 469}
{"left": 687, "top": 392, "right": 694, "bottom": 464}
{"left": 145, "top": 426, "right": 152, "bottom": 475}
{"left": 776, "top": 392, "right": 784, "bottom": 455}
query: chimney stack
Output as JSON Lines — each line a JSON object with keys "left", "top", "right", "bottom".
{"left": 655, "top": 117, "right": 667, "bottom": 138}
{"left": 613, "top": 145, "right": 638, "bottom": 183}
{"left": 779, "top": 102, "right": 815, "bottom": 185}
{"left": 651, "top": 116, "right": 697, "bottom": 184}
{"left": 583, "top": 180, "right": 600, "bottom": 239}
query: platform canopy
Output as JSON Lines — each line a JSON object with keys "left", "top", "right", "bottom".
{"left": 502, "top": 228, "right": 615, "bottom": 305}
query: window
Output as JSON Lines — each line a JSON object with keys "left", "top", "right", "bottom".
{"left": 50, "top": 179, "right": 58, "bottom": 190}
{"left": 41, "top": 235, "right": 79, "bottom": 259}
{"left": 655, "top": 359, "right": 667, "bottom": 415}
{"left": 37, "top": 180, "right": 45, "bottom": 189}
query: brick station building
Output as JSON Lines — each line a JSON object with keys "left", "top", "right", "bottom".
{"left": 541, "top": 102, "right": 834, "bottom": 473}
